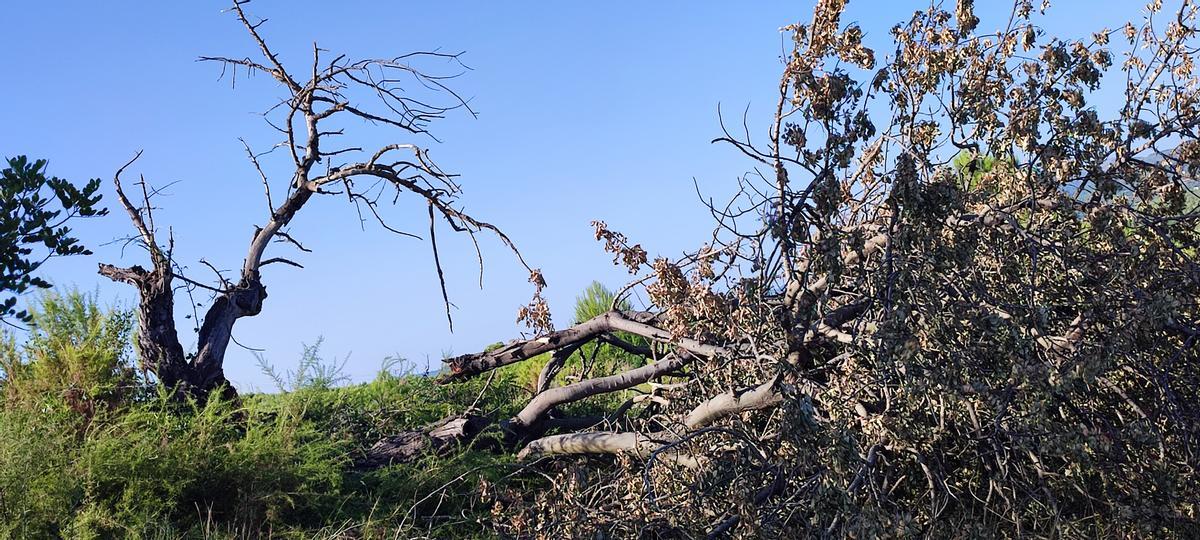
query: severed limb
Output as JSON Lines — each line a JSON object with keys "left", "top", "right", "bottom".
{"left": 516, "top": 431, "right": 701, "bottom": 469}
{"left": 355, "top": 415, "right": 493, "bottom": 469}
{"left": 441, "top": 310, "right": 725, "bottom": 382}
{"left": 683, "top": 373, "right": 784, "bottom": 430}
{"left": 508, "top": 353, "right": 692, "bottom": 434}
{"left": 515, "top": 372, "right": 793, "bottom": 467}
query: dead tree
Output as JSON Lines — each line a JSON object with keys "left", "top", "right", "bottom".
{"left": 100, "top": 1, "right": 533, "bottom": 399}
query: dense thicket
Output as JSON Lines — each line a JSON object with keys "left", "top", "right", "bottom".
{"left": 433, "top": 0, "right": 1200, "bottom": 537}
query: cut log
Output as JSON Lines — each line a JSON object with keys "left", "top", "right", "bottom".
{"left": 355, "top": 414, "right": 492, "bottom": 469}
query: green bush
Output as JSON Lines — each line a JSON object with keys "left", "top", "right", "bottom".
{"left": 1, "top": 290, "right": 136, "bottom": 418}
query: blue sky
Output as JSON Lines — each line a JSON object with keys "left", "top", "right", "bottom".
{"left": 1, "top": 1, "right": 1136, "bottom": 390}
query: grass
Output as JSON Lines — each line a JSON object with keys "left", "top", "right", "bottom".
{"left": 0, "top": 291, "right": 538, "bottom": 539}
{"left": 0, "top": 285, "right": 651, "bottom": 538}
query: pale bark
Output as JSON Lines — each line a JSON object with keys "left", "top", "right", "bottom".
{"left": 512, "top": 353, "right": 690, "bottom": 429}
{"left": 516, "top": 431, "right": 700, "bottom": 469}
{"left": 683, "top": 374, "right": 784, "bottom": 430}
{"left": 515, "top": 374, "right": 789, "bottom": 467}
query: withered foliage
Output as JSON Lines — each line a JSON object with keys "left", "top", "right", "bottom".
{"left": 449, "top": 1, "right": 1200, "bottom": 537}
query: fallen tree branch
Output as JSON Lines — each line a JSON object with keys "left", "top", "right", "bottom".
{"left": 683, "top": 373, "right": 784, "bottom": 430}
{"left": 598, "top": 333, "right": 656, "bottom": 357}
{"left": 440, "top": 310, "right": 726, "bottom": 382}
{"left": 536, "top": 341, "right": 583, "bottom": 394}
{"left": 516, "top": 431, "right": 700, "bottom": 469}
{"left": 515, "top": 373, "right": 792, "bottom": 467}
{"left": 511, "top": 353, "right": 692, "bottom": 432}
{"left": 355, "top": 415, "right": 493, "bottom": 469}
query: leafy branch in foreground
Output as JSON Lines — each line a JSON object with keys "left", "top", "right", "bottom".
{"left": 0, "top": 156, "right": 105, "bottom": 323}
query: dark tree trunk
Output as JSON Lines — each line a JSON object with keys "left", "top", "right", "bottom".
{"left": 99, "top": 262, "right": 250, "bottom": 399}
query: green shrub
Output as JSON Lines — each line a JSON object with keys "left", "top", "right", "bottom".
{"left": 0, "top": 156, "right": 106, "bottom": 323}
{"left": 1, "top": 290, "right": 136, "bottom": 418}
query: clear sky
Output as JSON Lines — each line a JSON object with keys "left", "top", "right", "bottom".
{"left": 1, "top": 1, "right": 1135, "bottom": 390}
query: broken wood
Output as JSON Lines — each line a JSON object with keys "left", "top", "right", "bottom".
{"left": 440, "top": 310, "right": 725, "bottom": 383}
{"left": 355, "top": 415, "right": 493, "bottom": 469}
